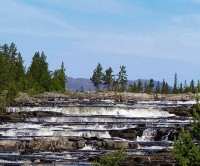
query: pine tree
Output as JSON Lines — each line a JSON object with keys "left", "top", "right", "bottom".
{"left": 184, "top": 80, "right": 188, "bottom": 93}
{"left": 179, "top": 83, "right": 183, "bottom": 94}
{"left": 39, "top": 52, "right": 51, "bottom": 91}
{"left": 197, "top": 80, "right": 200, "bottom": 93}
{"left": 117, "top": 66, "right": 127, "bottom": 92}
{"left": 148, "top": 79, "right": 154, "bottom": 93}
{"left": 173, "top": 73, "right": 178, "bottom": 94}
{"left": 0, "top": 51, "right": 7, "bottom": 92}
{"left": 28, "top": 51, "right": 51, "bottom": 92}
{"left": 161, "top": 79, "right": 166, "bottom": 94}
{"left": 90, "top": 63, "right": 103, "bottom": 91}
{"left": 52, "top": 61, "right": 66, "bottom": 92}
{"left": 189, "top": 80, "right": 196, "bottom": 94}
{"left": 137, "top": 79, "right": 143, "bottom": 93}
{"left": 103, "top": 67, "right": 114, "bottom": 91}
{"left": 173, "top": 127, "right": 200, "bottom": 166}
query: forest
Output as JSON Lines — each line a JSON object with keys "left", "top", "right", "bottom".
{"left": 91, "top": 63, "right": 200, "bottom": 94}
{"left": 0, "top": 42, "right": 66, "bottom": 102}
{"left": 1, "top": 42, "right": 200, "bottom": 103}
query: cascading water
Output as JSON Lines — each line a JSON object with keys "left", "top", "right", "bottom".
{"left": 136, "top": 128, "right": 157, "bottom": 142}
{"left": 0, "top": 100, "right": 192, "bottom": 165}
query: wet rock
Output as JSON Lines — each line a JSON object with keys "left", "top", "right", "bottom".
{"left": 109, "top": 128, "right": 143, "bottom": 140}
{"left": 77, "top": 139, "right": 86, "bottom": 148}
{"left": 163, "top": 106, "right": 193, "bottom": 117}
{"left": 0, "top": 140, "right": 17, "bottom": 150}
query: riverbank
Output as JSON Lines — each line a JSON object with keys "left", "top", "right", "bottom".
{"left": 12, "top": 91, "right": 195, "bottom": 105}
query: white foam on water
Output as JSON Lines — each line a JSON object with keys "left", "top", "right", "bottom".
{"left": 138, "top": 146, "right": 165, "bottom": 150}
{"left": 0, "top": 126, "right": 111, "bottom": 138}
{"left": 137, "top": 100, "right": 196, "bottom": 105}
{"left": 177, "top": 101, "right": 196, "bottom": 105}
{"left": 137, "top": 128, "right": 157, "bottom": 142}
{"left": 80, "top": 144, "right": 95, "bottom": 150}
{"left": 7, "top": 107, "right": 174, "bottom": 118}
{"left": 0, "top": 159, "right": 24, "bottom": 164}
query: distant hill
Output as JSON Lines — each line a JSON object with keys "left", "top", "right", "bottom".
{"left": 66, "top": 77, "right": 95, "bottom": 91}
{"left": 66, "top": 77, "right": 171, "bottom": 91}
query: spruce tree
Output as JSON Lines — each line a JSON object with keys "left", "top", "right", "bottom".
{"left": 148, "top": 79, "right": 154, "bottom": 93}
{"left": 117, "top": 66, "right": 127, "bottom": 92}
{"left": 39, "top": 52, "right": 51, "bottom": 91}
{"left": 90, "top": 63, "right": 103, "bottom": 91}
{"left": 179, "top": 83, "right": 183, "bottom": 94}
{"left": 173, "top": 73, "right": 178, "bottom": 94}
{"left": 184, "top": 80, "right": 188, "bottom": 93}
{"left": 52, "top": 61, "right": 66, "bottom": 92}
{"left": 28, "top": 51, "right": 51, "bottom": 92}
{"left": 190, "top": 80, "right": 196, "bottom": 94}
{"left": 137, "top": 79, "right": 142, "bottom": 93}
{"left": 197, "top": 80, "right": 200, "bottom": 93}
{"left": 103, "top": 67, "right": 114, "bottom": 91}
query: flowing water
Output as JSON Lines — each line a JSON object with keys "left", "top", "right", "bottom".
{"left": 0, "top": 100, "right": 193, "bottom": 165}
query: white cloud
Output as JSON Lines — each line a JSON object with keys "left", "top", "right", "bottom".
{"left": 1, "top": 0, "right": 200, "bottom": 65}
{"left": 0, "top": 0, "right": 78, "bottom": 37}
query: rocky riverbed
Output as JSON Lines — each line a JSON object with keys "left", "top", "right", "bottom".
{"left": 0, "top": 92, "right": 196, "bottom": 165}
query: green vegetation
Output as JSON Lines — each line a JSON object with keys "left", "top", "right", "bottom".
{"left": 173, "top": 101, "right": 200, "bottom": 165}
{"left": 0, "top": 42, "right": 67, "bottom": 103}
{"left": 90, "top": 63, "right": 200, "bottom": 94}
{"left": 90, "top": 63, "right": 128, "bottom": 92}
{"left": 93, "top": 148, "right": 127, "bottom": 166}
{"left": 90, "top": 63, "right": 103, "bottom": 91}
{"left": 103, "top": 67, "right": 114, "bottom": 91}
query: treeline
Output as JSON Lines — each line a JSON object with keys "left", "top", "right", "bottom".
{"left": 0, "top": 42, "right": 66, "bottom": 101}
{"left": 91, "top": 63, "right": 200, "bottom": 94}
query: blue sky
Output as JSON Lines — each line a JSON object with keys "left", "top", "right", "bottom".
{"left": 1, "top": 0, "right": 200, "bottom": 85}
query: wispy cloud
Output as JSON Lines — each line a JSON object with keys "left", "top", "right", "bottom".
{"left": 1, "top": 0, "right": 200, "bottom": 65}
{"left": 0, "top": 0, "right": 78, "bottom": 37}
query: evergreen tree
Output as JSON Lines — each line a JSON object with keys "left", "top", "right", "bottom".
{"left": 197, "top": 80, "right": 200, "bottom": 93}
{"left": 173, "top": 73, "right": 178, "bottom": 94}
{"left": 189, "top": 79, "right": 196, "bottom": 93}
{"left": 137, "top": 79, "right": 143, "bottom": 93}
{"left": 184, "top": 80, "right": 189, "bottom": 93}
{"left": 28, "top": 51, "right": 51, "bottom": 92}
{"left": 161, "top": 79, "right": 166, "bottom": 94}
{"left": 90, "top": 63, "right": 103, "bottom": 91}
{"left": 28, "top": 52, "right": 41, "bottom": 84}
{"left": 128, "top": 82, "right": 137, "bottom": 93}
{"left": 103, "top": 67, "right": 114, "bottom": 91}
{"left": 148, "top": 79, "right": 154, "bottom": 93}
{"left": 179, "top": 83, "right": 183, "bottom": 94}
{"left": 144, "top": 82, "right": 147, "bottom": 93}
{"left": 155, "top": 82, "right": 161, "bottom": 94}
{"left": 39, "top": 52, "right": 51, "bottom": 91}
{"left": 52, "top": 62, "right": 66, "bottom": 92}
{"left": 0, "top": 51, "right": 7, "bottom": 92}
{"left": 173, "top": 127, "right": 200, "bottom": 166}
{"left": 117, "top": 66, "right": 127, "bottom": 92}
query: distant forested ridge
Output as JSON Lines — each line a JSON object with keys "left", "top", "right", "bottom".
{"left": 90, "top": 63, "right": 200, "bottom": 94}
{"left": 0, "top": 42, "right": 66, "bottom": 102}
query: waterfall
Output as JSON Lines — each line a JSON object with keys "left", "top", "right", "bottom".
{"left": 137, "top": 128, "right": 157, "bottom": 142}
{"left": 7, "top": 106, "right": 174, "bottom": 117}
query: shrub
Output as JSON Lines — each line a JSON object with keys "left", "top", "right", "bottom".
{"left": 93, "top": 148, "right": 127, "bottom": 166}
